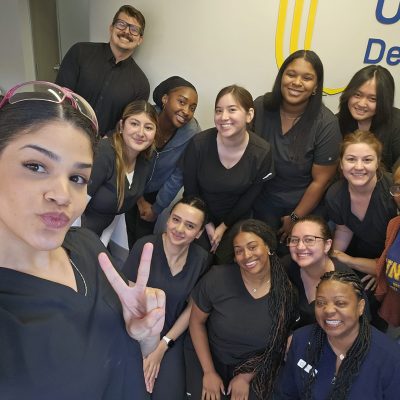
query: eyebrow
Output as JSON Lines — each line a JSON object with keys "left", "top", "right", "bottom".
{"left": 20, "top": 144, "right": 92, "bottom": 169}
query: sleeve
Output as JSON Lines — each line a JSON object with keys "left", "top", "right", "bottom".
{"left": 55, "top": 43, "right": 80, "bottom": 90}
{"left": 121, "top": 239, "right": 144, "bottom": 282}
{"left": 182, "top": 137, "right": 201, "bottom": 197}
{"left": 191, "top": 270, "right": 214, "bottom": 314}
{"left": 273, "top": 335, "right": 301, "bottom": 399}
{"left": 313, "top": 113, "right": 342, "bottom": 166}
{"left": 223, "top": 143, "right": 274, "bottom": 227}
{"left": 325, "top": 182, "right": 346, "bottom": 225}
{"left": 152, "top": 166, "right": 183, "bottom": 215}
{"left": 87, "top": 140, "right": 114, "bottom": 198}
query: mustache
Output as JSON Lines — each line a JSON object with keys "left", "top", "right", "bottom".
{"left": 117, "top": 33, "right": 133, "bottom": 42}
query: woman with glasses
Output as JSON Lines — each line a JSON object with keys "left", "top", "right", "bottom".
{"left": 0, "top": 81, "right": 165, "bottom": 399}
{"left": 126, "top": 76, "right": 200, "bottom": 248}
{"left": 275, "top": 271, "right": 400, "bottom": 400}
{"left": 82, "top": 100, "right": 158, "bottom": 240}
{"left": 325, "top": 130, "right": 397, "bottom": 330}
{"left": 252, "top": 50, "right": 341, "bottom": 247}
{"left": 337, "top": 65, "right": 400, "bottom": 171}
{"left": 187, "top": 219, "right": 297, "bottom": 400}
{"left": 285, "top": 215, "right": 354, "bottom": 328}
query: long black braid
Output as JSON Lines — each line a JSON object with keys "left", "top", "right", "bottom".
{"left": 231, "top": 219, "right": 298, "bottom": 399}
{"left": 303, "top": 271, "right": 371, "bottom": 400}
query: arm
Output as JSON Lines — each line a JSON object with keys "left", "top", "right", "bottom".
{"left": 143, "top": 300, "right": 193, "bottom": 392}
{"left": 332, "top": 250, "right": 377, "bottom": 275}
{"left": 190, "top": 302, "right": 225, "bottom": 399}
{"left": 332, "top": 224, "right": 354, "bottom": 252}
{"left": 98, "top": 243, "right": 166, "bottom": 345}
{"left": 279, "top": 163, "right": 337, "bottom": 240}
{"left": 55, "top": 44, "right": 80, "bottom": 90}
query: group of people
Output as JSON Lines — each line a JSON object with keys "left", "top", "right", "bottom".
{"left": 1, "top": 3, "right": 400, "bottom": 400}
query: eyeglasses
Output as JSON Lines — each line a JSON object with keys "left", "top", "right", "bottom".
{"left": 113, "top": 19, "right": 142, "bottom": 36}
{"left": 287, "top": 235, "right": 325, "bottom": 247}
{"left": 0, "top": 81, "right": 98, "bottom": 134}
{"left": 390, "top": 185, "right": 400, "bottom": 197}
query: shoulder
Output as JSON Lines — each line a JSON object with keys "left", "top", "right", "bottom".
{"left": 369, "top": 327, "right": 400, "bottom": 363}
{"left": 191, "top": 128, "right": 217, "bottom": 145}
{"left": 292, "top": 324, "right": 316, "bottom": 345}
{"left": 248, "top": 131, "right": 271, "bottom": 152}
{"left": 326, "top": 179, "right": 346, "bottom": 198}
{"left": 93, "top": 138, "right": 115, "bottom": 163}
{"left": 387, "top": 216, "right": 400, "bottom": 233}
{"left": 63, "top": 227, "right": 106, "bottom": 255}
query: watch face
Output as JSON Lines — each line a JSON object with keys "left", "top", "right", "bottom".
{"left": 168, "top": 339, "right": 175, "bottom": 348}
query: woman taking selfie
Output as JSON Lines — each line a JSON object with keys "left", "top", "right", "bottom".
{"left": 123, "top": 196, "right": 211, "bottom": 399}
{"left": 187, "top": 219, "right": 297, "bottom": 399}
{"left": 253, "top": 50, "right": 341, "bottom": 245}
{"left": 276, "top": 271, "right": 400, "bottom": 399}
{"left": 0, "top": 81, "right": 165, "bottom": 399}
{"left": 183, "top": 85, "right": 273, "bottom": 263}
{"left": 338, "top": 65, "right": 400, "bottom": 171}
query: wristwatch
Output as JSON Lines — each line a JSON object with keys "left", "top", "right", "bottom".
{"left": 290, "top": 211, "right": 300, "bottom": 222}
{"left": 162, "top": 335, "right": 175, "bottom": 349}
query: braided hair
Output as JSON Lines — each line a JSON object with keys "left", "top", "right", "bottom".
{"left": 303, "top": 271, "right": 371, "bottom": 400}
{"left": 231, "top": 219, "right": 298, "bottom": 399}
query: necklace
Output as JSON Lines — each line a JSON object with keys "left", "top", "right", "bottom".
{"left": 252, "top": 279, "right": 271, "bottom": 292}
{"left": 327, "top": 338, "right": 346, "bottom": 361}
{"left": 70, "top": 258, "right": 88, "bottom": 296}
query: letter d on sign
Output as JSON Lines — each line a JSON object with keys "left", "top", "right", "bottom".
{"left": 364, "top": 38, "right": 386, "bottom": 63}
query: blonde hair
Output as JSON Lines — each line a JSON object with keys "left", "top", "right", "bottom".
{"left": 112, "top": 100, "right": 158, "bottom": 210}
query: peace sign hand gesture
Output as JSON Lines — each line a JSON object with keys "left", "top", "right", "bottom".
{"left": 98, "top": 243, "right": 166, "bottom": 341}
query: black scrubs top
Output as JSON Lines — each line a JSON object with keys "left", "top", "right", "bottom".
{"left": 0, "top": 228, "right": 148, "bottom": 400}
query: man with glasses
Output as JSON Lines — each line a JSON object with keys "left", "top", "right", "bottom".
{"left": 56, "top": 5, "right": 150, "bottom": 136}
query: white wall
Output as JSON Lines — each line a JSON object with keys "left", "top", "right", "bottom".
{"left": 57, "top": 0, "right": 90, "bottom": 58}
{"left": 0, "top": 0, "right": 35, "bottom": 93}
{"left": 89, "top": 0, "right": 400, "bottom": 129}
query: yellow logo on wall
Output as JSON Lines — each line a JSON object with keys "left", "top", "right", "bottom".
{"left": 275, "top": 0, "right": 345, "bottom": 95}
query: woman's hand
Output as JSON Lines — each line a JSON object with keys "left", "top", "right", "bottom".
{"left": 210, "top": 223, "right": 228, "bottom": 253}
{"left": 143, "top": 340, "right": 168, "bottom": 393}
{"left": 332, "top": 249, "right": 351, "bottom": 264}
{"left": 98, "top": 243, "right": 166, "bottom": 341}
{"left": 138, "top": 197, "right": 157, "bottom": 222}
{"left": 278, "top": 215, "right": 293, "bottom": 243}
{"left": 227, "top": 373, "right": 253, "bottom": 400}
{"left": 361, "top": 274, "right": 377, "bottom": 291}
{"left": 202, "top": 371, "right": 225, "bottom": 400}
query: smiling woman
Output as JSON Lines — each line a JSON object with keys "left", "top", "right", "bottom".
{"left": 122, "top": 196, "right": 211, "bottom": 399}
{"left": 82, "top": 100, "right": 158, "bottom": 238}
{"left": 275, "top": 271, "right": 400, "bottom": 400}
{"left": 0, "top": 81, "right": 165, "bottom": 399}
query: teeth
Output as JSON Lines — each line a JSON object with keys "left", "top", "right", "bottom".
{"left": 245, "top": 261, "right": 257, "bottom": 267}
{"left": 326, "top": 320, "right": 341, "bottom": 326}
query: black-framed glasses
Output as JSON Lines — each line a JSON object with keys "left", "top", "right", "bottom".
{"left": 113, "top": 19, "right": 142, "bottom": 36}
{"left": 0, "top": 81, "right": 98, "bottom": 134}
{"left": 287, "top": 235, "right": 325, "bottom": 247}
{"left": 390, "top": 185, "right": 400, "bottom": 197}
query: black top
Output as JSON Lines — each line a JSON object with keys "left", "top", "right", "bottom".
{"left": 83, "top": 137, "right": 151, "bottom": 235}
{"left": 325, "top": 173, "right": 397, "bottom": 258}
{"left": 253, "top": 96, "right": 341, "bottom": 208}
{"left": 183, "top": 128, "right": 274, "bottom": 226}
{"left": 56, "top": 42, "right": 150, "bottom": 135}
{"left": 122, "top": 235, "right": 210, "bottom": 336}
{"left": 192, "top": 264, "right": 273, "bottom": 366}
{"left": 283, "top": 256, "right": 354, "bottom": 329}
{"left": 0, "top": 228, "right": 147, "bottom": 400}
